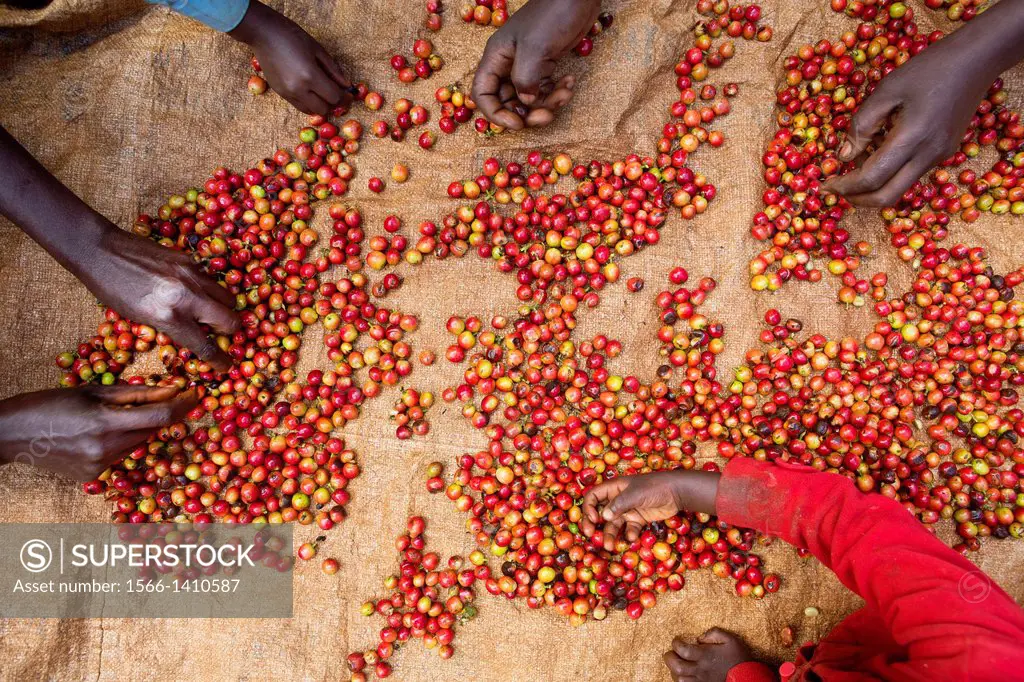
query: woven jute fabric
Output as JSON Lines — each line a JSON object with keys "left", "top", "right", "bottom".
{"left": 1, "top": 1, "right": 1022, "bottom": 679}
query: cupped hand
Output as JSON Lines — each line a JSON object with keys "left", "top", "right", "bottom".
{"left": 471, "top": 0, "right": 600, "bottom": 130}
{"left": 231, "top": 1, "right": 353, "bottom": 115}
{"left": 581, "top": 469, "right": 722, "bottom": 550}
{"left": 0, "top": 385, "right": 197, "bottom": 481}
{"left": 581, "top": 472, "right": 683, "bottom": 550}
{"left": 823, "top": 36, "right": 996, "bottom": 207}
{"left": 80, "top": 229, "right": 240, "bottom": 372}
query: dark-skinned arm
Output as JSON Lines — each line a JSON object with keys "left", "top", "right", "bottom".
{"left": 0, "top": 124, "right": 238, "bottom": 370}
{"left": 0, "top": 386, "right": 197, "bottom": 482}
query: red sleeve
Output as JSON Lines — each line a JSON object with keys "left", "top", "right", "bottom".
{"left": 716, "top": 458, "right": 1024, "bottom": 681}
{"left": 725, "top": 661, "right": 777, "bottom": 682}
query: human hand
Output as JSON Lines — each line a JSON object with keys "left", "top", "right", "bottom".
{"left": 78, "top": 228, "right": 240, "bottom": 372}
{"left": 0, "top": 385, "right": 197, "bottom": 481}
{"left": 580, "top": 470, "right": 721, "bottom": 551}
{"left": 823, "top": 28, "right": 1004, "bottom": 206}
{"left": 471, "top": 0, "right": 600, "bottom": 130}
{"left": 230, "top": 0, "right": 353, "bottom": 115}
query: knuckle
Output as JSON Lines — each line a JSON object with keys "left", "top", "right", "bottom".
{"left": 224, "top": 314, "right": 242, "bottom": 334}
{"left": 847, "top": 115, "right": 868, "bottom": 139}
{"left": 513, "top": 72, "right": 538, "bottom": 89}
{"left": 192, "top": 338, "right": 217, "bottom": 359}
{"left": 859, "top": 191, "right": 894, "bottom": 208}
{"left": 484, "top": 31, "right": 510, "bottom": 52}
{"left": 152, "top": 405, "right": 174, "bottom": 425}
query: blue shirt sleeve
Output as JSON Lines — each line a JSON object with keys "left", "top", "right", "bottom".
{"left": 147, "top": 0, "right": 250, "bottom": 33}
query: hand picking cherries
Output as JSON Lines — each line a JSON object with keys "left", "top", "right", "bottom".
{"left": 64, "top": 114, "right": 418, "bottom": 533}
{"left": 749, "top": 0, "right": 1022, "bottom": 301}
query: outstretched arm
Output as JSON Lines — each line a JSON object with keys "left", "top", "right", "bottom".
{"left": 584, "top": 458, "right": 1024, "bottom": 679}
{"left": 716, "top": 458, "right": 1024, "bottom": 669}
{"left": 716, "top": 459, "right": 1024, "bottom": 678}
{"left": 0, "top": 125, "right": 239, "bottom": 370}
{"left": 0, "top": 386, "right": 198, "bottom": 482}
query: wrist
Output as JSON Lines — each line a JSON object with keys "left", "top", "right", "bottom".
{"left": 942, "top": 0, "right": 1024, "bottom": 77}
{"left": 669, "top": 470, "right": 721, "bottom": 516}
{"left": 52, "top": 212, "right": 116, "bottom": 280}
{"left": 228, "top": 0, "right": 273, "bottom": 49}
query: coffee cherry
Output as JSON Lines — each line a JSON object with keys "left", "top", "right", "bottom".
{"left": 247, "top": 75, "right": 267, "bottom": 95}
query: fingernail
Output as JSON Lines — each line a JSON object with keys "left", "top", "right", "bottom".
{"left": 513, "top": 104, "right": 528, "bottom": 117}
{"left": 839, "top": 141, "right": 852, "bottom": 160}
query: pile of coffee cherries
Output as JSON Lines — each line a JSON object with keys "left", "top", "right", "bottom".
{"left": 421, "top": 3, "right": 781, "bottom": 626}
{"left": 346, "top": 517, "right": 479, "bottom": 679}
{"left": 427, "top": 0, "right": 1024, "bottom": 632}
{"left": 736, "top": 0, "right": 1024, "bottom": 554}
{"left": 65, "top": 118, "right": 423, "bottom": 531}
{"left": 64, "top": 0, "right": 778, "bottom": 632}
{"left": 435, "top": 262, "right": 780, "bottom": 622}
{"left": 58, "top": 0, "right": 1024, "bottom": 659}
{"left": 749, "top": 0, "right": 1021, "bottom": 299}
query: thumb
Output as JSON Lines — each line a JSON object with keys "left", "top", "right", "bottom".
{"left": 838, "top": 88, "right": 897, "bottom": 162}
{"left": 168, "top": 318, "right": 233, "bottom": 373}
{"left": 86, "top": 384, "right": 181, "bottom": 406}
{"left": 511, "top": 53, "right": 556, "bottom": 106}
{"left": 697, "top": 628, "right": 736, "bottom": 645}
{"left": 101, "top": 388, "right": 198, "bottom": 431}
{"left": 602, "top": 481, "right": 646, "bottom": 521}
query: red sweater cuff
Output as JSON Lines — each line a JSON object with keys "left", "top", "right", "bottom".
{"left": 726, "top": 660, "right": 778, "bottom": 682}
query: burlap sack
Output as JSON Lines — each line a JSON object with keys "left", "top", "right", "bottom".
{"left": 0, "top": 1, "right": 1021, "bottom": 679}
